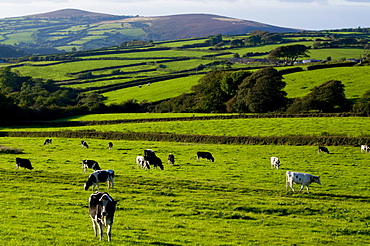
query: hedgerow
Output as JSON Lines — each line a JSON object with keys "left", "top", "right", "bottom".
{"left": 2, "top": 130, "right": 369, "bottom": 146}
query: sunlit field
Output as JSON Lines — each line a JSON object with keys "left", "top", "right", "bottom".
{"left": 1, "top": 137, "right": 370, "bottom": 245}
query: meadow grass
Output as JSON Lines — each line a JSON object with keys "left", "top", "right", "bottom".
{"left": 283, "top": 66, "right": 370, "bottom": 99}
{"left": 1, "top": 137, "right": 370, "bottom": 245}
{"left": 156, "top": 38, "right": 209, "bottom": 47}
{"left": 2, "top": 117, "right": 369, "bottom": 138}
{"left": 83, "top": 49, "right": 220, "bottom": 59}
{"left": 308, "top": 48, "right": 364, "bottom": 60}
{"left": 57, "top": 113, "right": 235, "bottom": 121}
{"left": 13, "top": 60, "right": 143, "bottom": 81}
{"left": 102, "top": 74, "right": 204, "bottom": 104}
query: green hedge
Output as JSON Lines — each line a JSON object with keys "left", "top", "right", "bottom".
{"left": 1, "top": 131, "right": 369, "bottom": 146}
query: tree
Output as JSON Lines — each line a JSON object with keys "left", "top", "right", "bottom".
{"left": 234, "top": 67, "right": 287, "bottom": 113}
{"left": 268, "top": 44, "right": 310, "bottom": 65}
{"left": 287, "top": 80, "right": 350, "bottom": 113}
{"left": 191, "top": 70, "right": 231, "bottom": 112}
{"left": 353, "top": 90, "right": 370, "bottom": 115}
{"left": 191, "top": 70, "right": 251, "bottom": 112}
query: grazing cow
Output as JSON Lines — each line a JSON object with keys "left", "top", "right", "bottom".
{"left": 318, "top": 146, "right": 329, "bottom": 154}
{"left": 108, "top": 142, "right": 113, "bottom": 150}
{"left": 88, "top": 192, "right": 117, "bottom": 241}
{"left": 168, "top": 154, "right": 175, "bottom": 165}
{"left": 15, "top": 157, "right": 33, "bottom": 170}
{"left": 361, "top": 145, "right": 370, "bottom": 153}
{"left": 196, "top": 152, "right": 214, "bottom": 162}
{"left": 43, "top": 138, "right": 52, "bottom": 145}
{"left": 84, "top": 170, "right": 115, "bottom": 191}
{"left": 81, "top": 140, "right": 89, "bottom": 148}
{"left": 82, "top": 160, "right": 101, "bottom": 174}
{"left": 136, "top": 156, "right": 150, "bottom": 169}
{"left": 144, "top": 149, "right": 164, "bottom": 170}
{"left": 270, "top": 157, "right": 280, "bottom": 169}
{"left": 286, "top": 171, "right": 321, "bottom": 193}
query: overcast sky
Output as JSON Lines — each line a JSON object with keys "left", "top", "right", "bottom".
{"left": 0, "top": 0, "right": 369, "bottom": 30}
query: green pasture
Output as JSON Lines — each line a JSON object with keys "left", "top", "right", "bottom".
{"left": 155, "top": 38, "right": 209, "bottom": 47}
{"left": 2, "top": 117, "right": 369, "bottom": 138}
{"left": 59, "top": 113, "right": 235, "bottom": 121}
{"left": 12, "top": 60, "right": 143, "bottom": 81}
{"left": 309, "top": 48, "right": 364, "bottom": 60}
{"left": 1, "top": 137, "right": 370, "bottom": 245}
{"left": 160, "top": 59, "right": 213, "bottom": 71}
{"left": 102, "top": 75, "right": 204, "bottom": 104}
{"left": 82, "top": 49, "right": 220, "bottom": 59}
{"left": 283, "top": 66, "right": 370, "bottom": 99}
{"left": 216, "top": 41, "right": 315, "bottom": 58}
{"left": 1, "top": 31, "right": 35, "bottom": 45}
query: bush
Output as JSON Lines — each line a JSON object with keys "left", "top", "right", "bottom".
{"left": 0, "top": 145, "right": 23, "bottom": 154}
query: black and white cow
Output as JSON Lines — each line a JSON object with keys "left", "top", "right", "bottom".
{"left": 144, "top": 149, "right": 164, "bottom": 170}
{"left": 43, "top": 138, "right": 52, "bottom": 145}
{"left": 286, "top": 171, "right": 321, "bottom": 193}
{"left": 108, "top": 142, "right": 113, "bottom": 150}
{"left": 15, "top": 157, "right": 33, "bottom": 170}
{"left": 318, "top": 146, "right": 329, "bottom": 154}
{"left": 361, "top": 145, "right": 370, "bottom": 153}
{"left": 136, "top": 156, "right": 150, "bottom": 169}
{"left": 168, "top": 154, "right": 175, "bottom": 165}
{"left": 82, "top": 160, "right": 101, "bottom": 174}
{"left": 84, "top": 170, "right": 115, "bottom": 191}
{"left": 196, "top": 152, "right": 214, "bottom": 162}
{"left": 81, "top": 140, "right": 89, "bottom": 148}
{"left": 88, "top": 192, "right": 117, "bottom": 241}
{"left": 270, "top": 157, "right": 280, "bottom": 169}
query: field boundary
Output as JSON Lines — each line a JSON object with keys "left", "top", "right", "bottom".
{"left": 1, "top": 131, "right": 369, "bottom": 146}
{"left": 16, "top": 113, "right": 362, "bottom": 127}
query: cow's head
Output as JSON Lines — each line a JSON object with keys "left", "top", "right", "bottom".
{"left": 84, "top": 174, "right": 97, "bottom": 191}
{"left": 312, "top": 176, "right": 321, "bottom": 185}
{"left": 99, "top": 193, "right": 116, "bottom": 226}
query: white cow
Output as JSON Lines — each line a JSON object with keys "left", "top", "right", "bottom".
{"left": 361, "top": 145, "right": 370, "bottom": 153}
{"left": 286, "top": 171, "right": 321, "bottom": 193}
{"left": 270, "top": 157, "right": 280, "bottom": 169}
{"left": 136, "top": 156, "right": 150, "bottom": 169}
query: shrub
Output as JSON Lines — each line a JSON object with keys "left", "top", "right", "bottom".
{"left": 0, "top": 145, "right": 23, "bottom": 154}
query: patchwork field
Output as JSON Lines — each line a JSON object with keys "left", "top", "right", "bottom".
{"left": 1, "top": 136, "right": 370, "bottom": 245}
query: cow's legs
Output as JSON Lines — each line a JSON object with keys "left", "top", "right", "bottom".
{"left": 298, "top": 185, "right": 305, "bottom": 192}
{"left": 98, "top": 223, "right": 104, "bottom": 240}
{"left": 286, "top": 182, "right": 295, "bottom": 192}
{"left": 91, "top": 219, "right": 98, "bottom": 237}
{"left": 306, "top": 185, "right": 310, "bottom": 193}
{"left": 107, "top": 223, "right": 113, "bottom": 241}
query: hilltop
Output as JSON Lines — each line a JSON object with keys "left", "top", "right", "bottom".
{"left": 25, "top": 8, "right": 114, "bottom": 18}
{"left": 0, "top": 9, "right": 299, "bottom": 54}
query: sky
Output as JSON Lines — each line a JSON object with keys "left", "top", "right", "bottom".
{"left": 0, "top": 0, "right": 369, "bottom": 30}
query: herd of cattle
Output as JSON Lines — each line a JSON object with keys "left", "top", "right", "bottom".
{"left": 13, "top": 139, "right": 370, "bottom": 241}
{"left": 14, "top": 139, "right": 217, "bottom": 241}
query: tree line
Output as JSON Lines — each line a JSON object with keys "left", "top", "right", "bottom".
{"left": 153, "top": 66, "right": 370, "bottom": 115}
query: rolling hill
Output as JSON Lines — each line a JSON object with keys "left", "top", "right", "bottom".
{"left": 0, "top": 9, "right": 299, "bottom": 54}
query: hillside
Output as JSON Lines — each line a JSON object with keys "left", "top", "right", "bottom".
{"left": 0, "top": 9, "right": 299, "bottom": 54}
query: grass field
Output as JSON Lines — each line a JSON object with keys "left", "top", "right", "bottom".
{"left": 1, "top": 136, "right": 370, "bottom": 245}
{"left": 2, "top": 116, "right": 370, "bottom": 138}
{"left": 102, "top": 75, "right": 204, "bottom": 104}
{"left": 283, "top": 66, "right": 370, "bottom": 99}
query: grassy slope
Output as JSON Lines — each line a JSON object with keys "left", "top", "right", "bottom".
{"left": 1, "top": 137, "right": 370, "bottom": 245}
{"left": 102, "top": 75, "right": 204, "bottom": 104}
{"left": 284, "top": 66, "right": 370, "bottom": 99}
